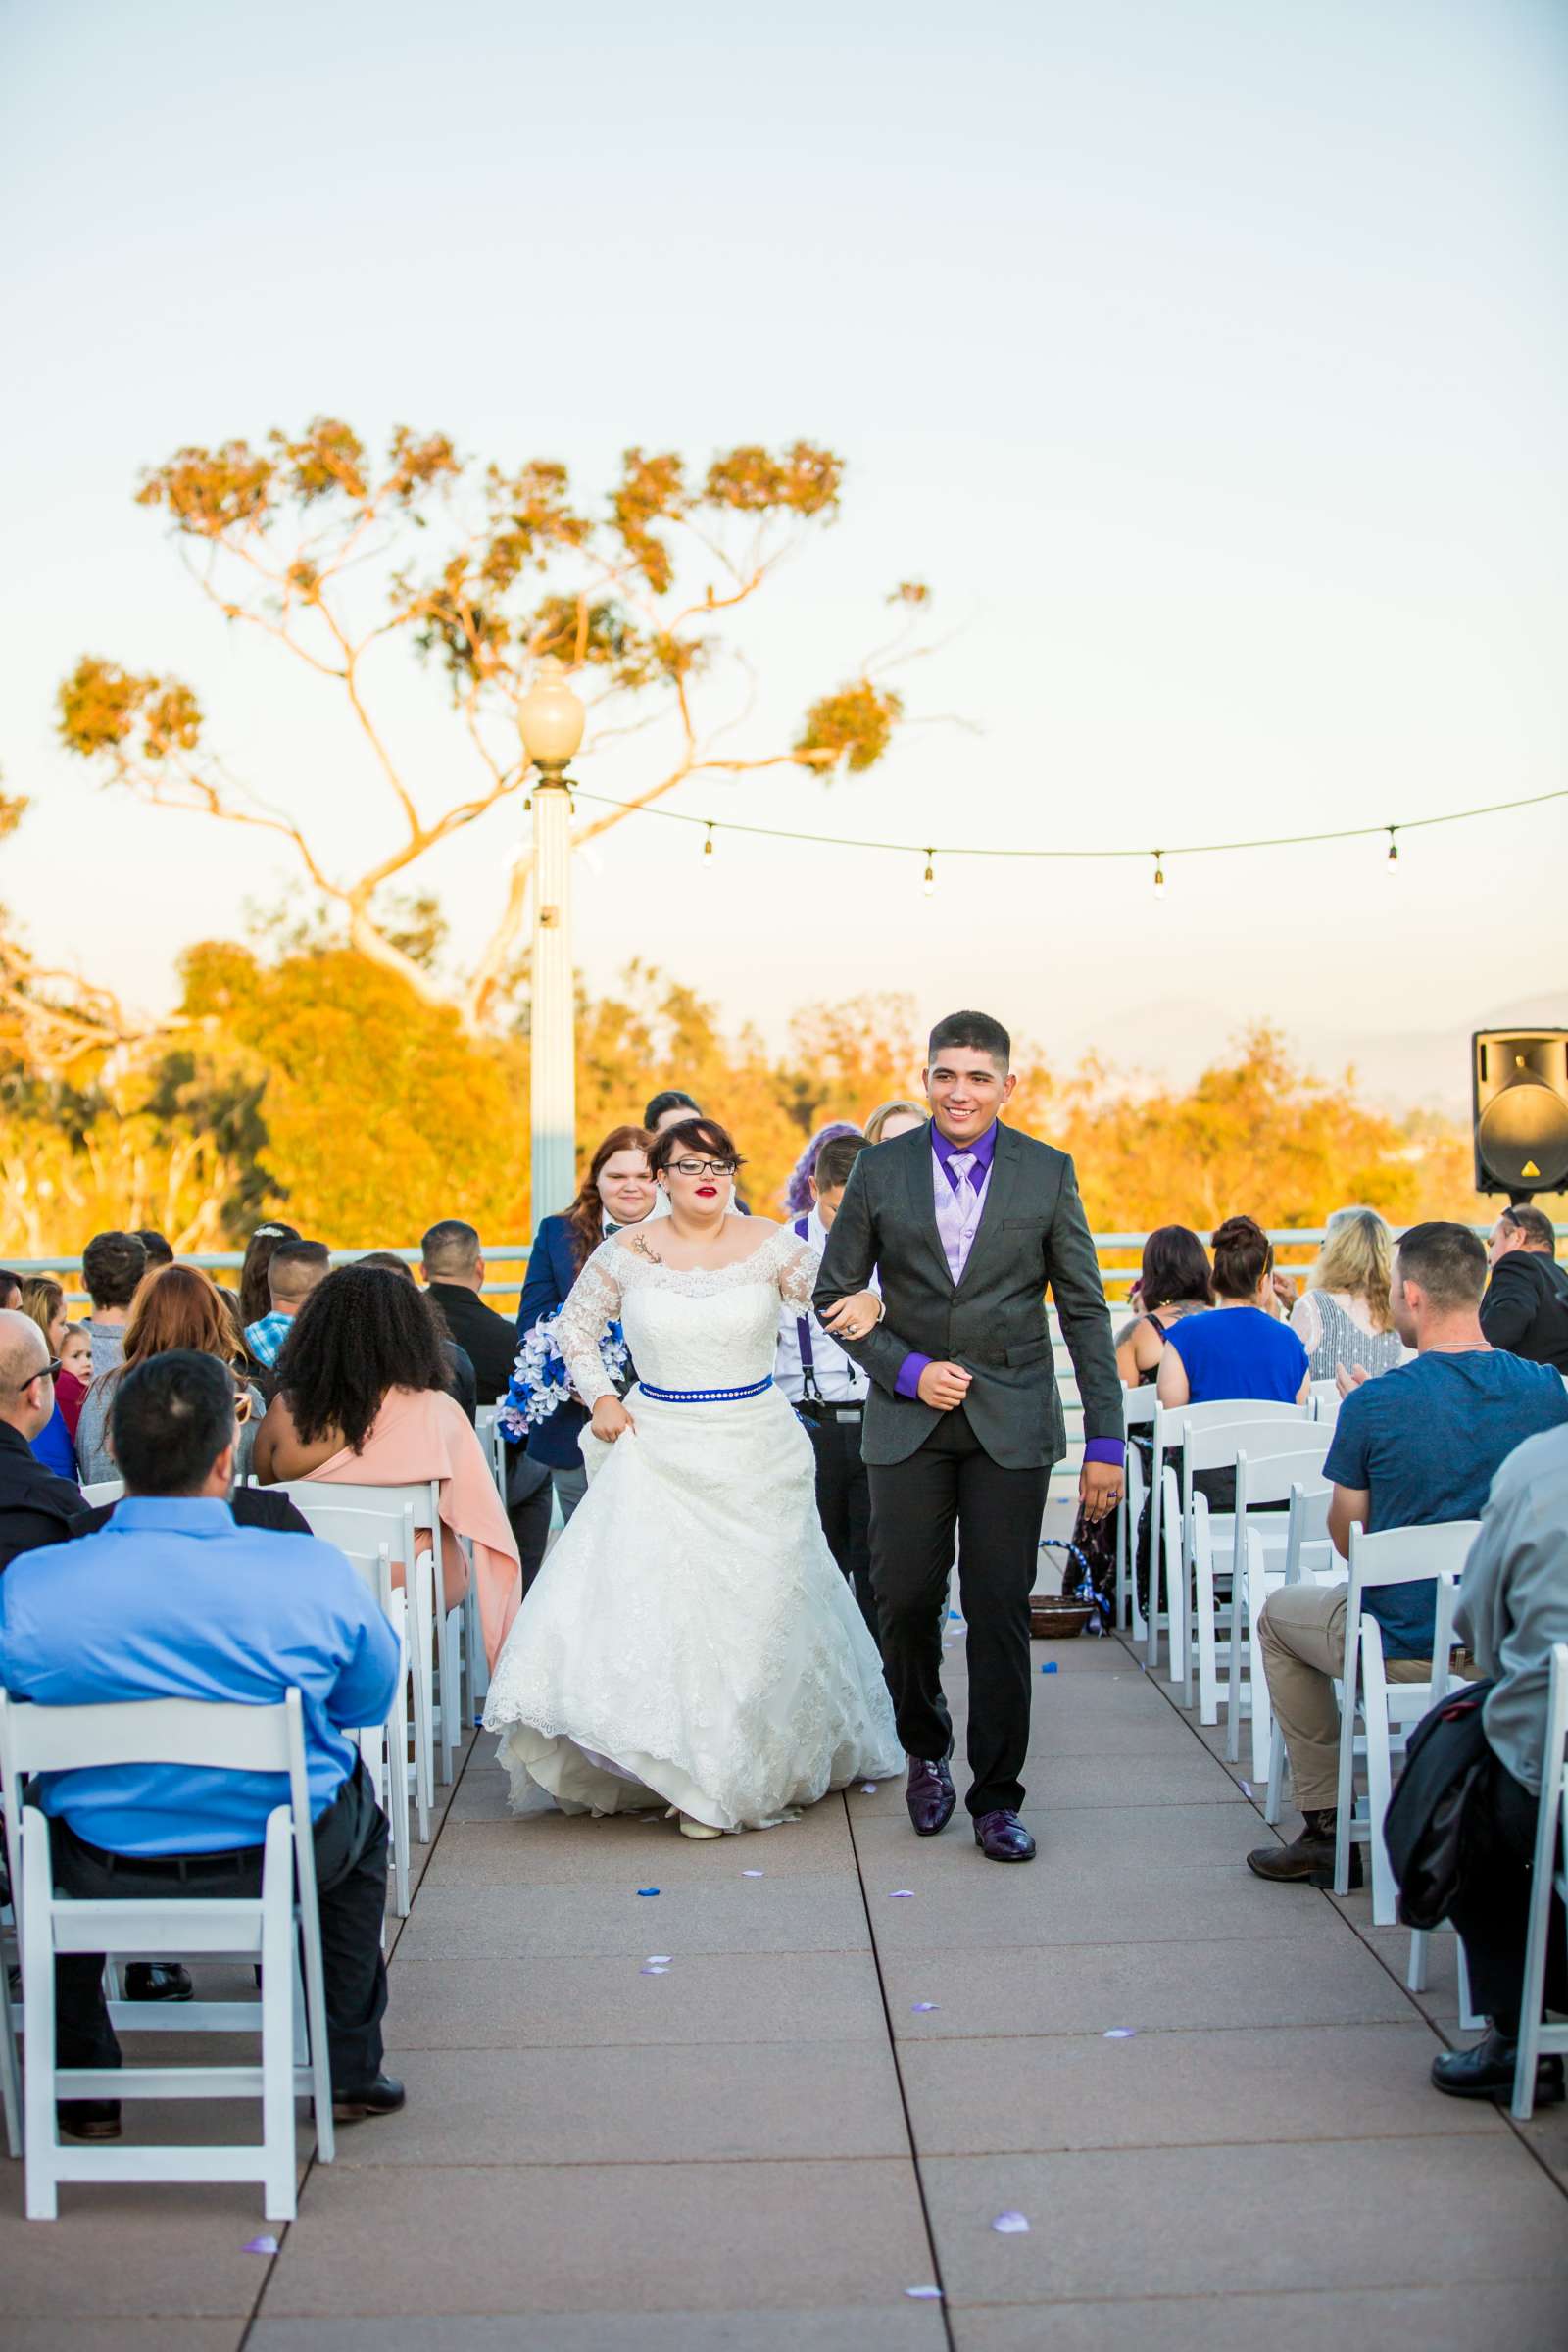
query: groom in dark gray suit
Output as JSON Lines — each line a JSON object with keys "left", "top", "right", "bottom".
{"left": 815, "top": 1009, "right": 1124, "bottom": 1861}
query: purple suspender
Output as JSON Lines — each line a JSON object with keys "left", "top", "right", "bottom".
{"left": 794, "top": 1217, "right": 822, "bottom": 1400}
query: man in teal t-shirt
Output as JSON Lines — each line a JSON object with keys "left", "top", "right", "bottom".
{"left": 1248, "top": 1221, "right": 1568, "bottom": 1889}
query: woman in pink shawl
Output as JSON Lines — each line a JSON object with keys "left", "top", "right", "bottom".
{"left": 253, "top": 1262, "right": 520, "bottom": 1668}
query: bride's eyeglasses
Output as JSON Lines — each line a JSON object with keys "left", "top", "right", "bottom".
{"left": 669, "top": 1157, "right": 741, "bottom": 1179}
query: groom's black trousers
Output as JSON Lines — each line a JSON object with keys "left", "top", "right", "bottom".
{"left": 867, "top": 1406, "right": 1049, "bottom": 1818}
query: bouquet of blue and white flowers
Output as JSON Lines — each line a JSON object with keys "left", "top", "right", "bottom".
{"left": 499, "top": 1311, "right": 630, "bottom": 1438}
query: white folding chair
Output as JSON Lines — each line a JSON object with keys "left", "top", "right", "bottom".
{"left": 1221, "top": 1438, "right": 1335, "bottom": 1770}
{"left": 0, "top": 1688, "right": 334, "bottom": 2220}
{"left": 78, "top": 1481, "right": 124, "bottom": 1508}
{"left": 474, "top": 1405, "right": 509, "bottom": 1500}
{"left": 1263, "top": 1484, "right": 1341, "bottom": 1823}
{"left": 1332, "top": 1520, "right": 1483, "bottom": 1920}
{"left": 1181, "top": 1421, "right": 1330, "bottom": 1725}
{"left": 1513, "top": 1642, "right": 1568, "bottom": 2118}
{"left": 1309, "top": 1378, "right": 1342, "bottom": 1425}
{"left": 1401, "top": 1627, "right": 1484, "bottom": 2033}
{"left": 281, "top": 1504, "right": 411, "bottom": 1915}
{"left": 1117, "top": 1389, "right": 1156, "bottom": 1635}
{"left": 270, "top": 1484, "right": 435, "bottom": 1841}
{"left": 339, "top": 1479, "right": 464, "bottom": 1788}
{"left": 0, "top": 1898, "right": 20, "bottom": 2158}
{"left": 1145, "top": 1398, "right": 1310, "bottom": 1677}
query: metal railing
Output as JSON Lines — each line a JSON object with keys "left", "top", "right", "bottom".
{"left": 11, "top": 1225, "right": 1550, "bottom": 1308}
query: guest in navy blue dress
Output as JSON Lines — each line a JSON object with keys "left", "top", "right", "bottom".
{"left": 517, "top": 1125, "right": 659, "bottom": 1527}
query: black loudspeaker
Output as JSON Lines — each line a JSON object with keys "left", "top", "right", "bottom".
{"left": 1472, "top": 1030, "right": 1568, "bottom": 1198}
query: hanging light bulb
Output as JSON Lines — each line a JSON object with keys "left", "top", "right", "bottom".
{"left": 922, "top": 851, "right": 936, "bottom": 896}
{"left": 1152, "top": 852, "right": 1166, "bottom": 898}
{"left": 702, "top": 823, "right": 715, "bottom": 871}
{"left": 1386, "top": 826, "right": 1398, "bottom": 872}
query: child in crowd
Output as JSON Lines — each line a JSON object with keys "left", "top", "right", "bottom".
{"left": 59, "top": 1323, "right": 92, "bottom": 1387}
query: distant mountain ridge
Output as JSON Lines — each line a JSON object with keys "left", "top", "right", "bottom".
{"left": 1064, "top": 992, "right": 1568, "bottom": 1118}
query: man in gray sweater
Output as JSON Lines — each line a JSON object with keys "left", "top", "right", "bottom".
{"left": 1433, "top": 1424, "right": 1568, "bottom": 2105}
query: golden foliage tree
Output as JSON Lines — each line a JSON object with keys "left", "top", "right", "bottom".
{"left": 56, "top": 421, "right": 935, "bottom": 1028}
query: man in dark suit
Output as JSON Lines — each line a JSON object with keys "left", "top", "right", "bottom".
{"left": 1481, "top": 1204, "right": 1568, "bottom": 1372}
{"left": 419, "top": 1221, "right": 518, "bottom": 1400}
{"left": 815, "top": 1010, "right": 1123, "bottom": 1863}
{"left": 415, "top": 1222, "right": 552, "bottom": 1589}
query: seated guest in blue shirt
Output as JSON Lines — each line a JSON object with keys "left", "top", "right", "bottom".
{"left": 1155, "top": 1215, "right": 1311, "bottom": 1412}
{"left": 1248, "top": 1221, "right": 1568, "bottom": 1891}
{"left": 0, "top": 1349, "right": 404, "bottom": 2143}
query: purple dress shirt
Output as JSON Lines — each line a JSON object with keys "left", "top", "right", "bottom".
{"left": 893, "top": 1121, "right": 1123, "bottom": 1467}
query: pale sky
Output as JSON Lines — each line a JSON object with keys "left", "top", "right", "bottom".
{"left": 2, "top": 0, "right": 1564, "bottom": 1110}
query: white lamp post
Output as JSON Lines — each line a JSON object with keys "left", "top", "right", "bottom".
{"left": 517, "top": 656, "right": 586, "bottom": 1226}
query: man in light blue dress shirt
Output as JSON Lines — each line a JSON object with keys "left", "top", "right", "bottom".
{"left": 0, "top": 1350, "right": 403, "bottom": 2139}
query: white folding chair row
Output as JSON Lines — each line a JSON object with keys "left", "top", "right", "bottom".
{"left": 1144, "top": 1398, "right": 1311, "bottom": 1677}
{"left": 283, "top": 1503, "right": 412, "bottom": 1915}
{"left": 0, "top": 1689, "right": 334, "bottom": 2219}
{"left": 1514, "top": 1642, "right": 1568, "bottom": 2118}
{"left": 268, "top": 1483, "right": 437, "bottom": 1841}
{"left": 1309, "top": 1378, "right": 1341, "bottom": 1426}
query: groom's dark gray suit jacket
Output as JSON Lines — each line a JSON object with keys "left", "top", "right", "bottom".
{"left": 813, "top": 1120, "right": 1123, "bottom": 1472}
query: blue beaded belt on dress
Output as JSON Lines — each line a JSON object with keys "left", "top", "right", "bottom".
{"left": 637, "top": 1376, "right": 774, "bottom": 1404}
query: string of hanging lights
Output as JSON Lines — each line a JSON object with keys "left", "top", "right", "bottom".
{"left": 565, "top": 784, "right": 1564, "bottom": 895}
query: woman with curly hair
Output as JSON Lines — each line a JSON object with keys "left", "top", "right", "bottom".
{"left": 253, "top": 1264, "right": 519, "bottom": 1667}
{"left": 75, "top": 1264, "right": 265, "bottom": 1485}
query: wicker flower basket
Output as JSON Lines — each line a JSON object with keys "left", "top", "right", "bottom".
{"left": 1028, "top": 1594, "right": 1096, "bottom": 1640}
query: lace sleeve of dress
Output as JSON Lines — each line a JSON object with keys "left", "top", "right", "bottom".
{"left": 555, "top": 1241, "right": 625, "bottom": 1409}
{"left": 774, "top": 1229, "right": 822, "bottom": 1311}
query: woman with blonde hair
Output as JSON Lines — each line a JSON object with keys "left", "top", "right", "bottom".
{"left": 75, "top": 1264, "right": 265, "bottom": 1484}
{"left": 1290, "top": 1204, "right": 1404, "bottom": 1382}
{"left": 863, "top": 1098, "right": 926, "bottom": 1146}
{"left": 19, "top": 1275, "right": 76, "bottom": 1478}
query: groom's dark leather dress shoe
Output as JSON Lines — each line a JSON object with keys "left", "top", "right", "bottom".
{"left": 906, "top": 1756, "right": 956, "bottom": 1837}
{"left": 1430, "top": 2028, "right": 1564, "bottom": 2105}
{"left": 974, "top": 1809, "right": 1036, "bottom": 1863}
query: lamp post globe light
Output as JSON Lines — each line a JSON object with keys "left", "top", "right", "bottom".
{"left": 517, "top": 656, "right": 586, "bottom": 1228}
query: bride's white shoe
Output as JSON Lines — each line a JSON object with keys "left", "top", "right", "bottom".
{"left": 677, "top": 1813, "right": 723, "bottom": 1839}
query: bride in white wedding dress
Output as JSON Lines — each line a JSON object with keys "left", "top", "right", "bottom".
{"left": 483, "top": 1119, "right": 902, "bottom": 1836}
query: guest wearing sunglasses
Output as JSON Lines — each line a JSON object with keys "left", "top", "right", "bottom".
{"left": 0, "top": 1310, "right": 89, "bottom": 1570}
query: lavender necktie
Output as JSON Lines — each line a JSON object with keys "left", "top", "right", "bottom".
{"left": 936, "top": 1152, "right": 982, "bottom": 1283}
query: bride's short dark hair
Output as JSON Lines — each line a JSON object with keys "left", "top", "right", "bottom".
{"left": 649, "top": 1116, "right": 745, "bottom": 1176}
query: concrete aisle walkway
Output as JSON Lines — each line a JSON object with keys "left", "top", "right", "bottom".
{"left": 5, "top": 1631, "right": 1568, "bottom": 2349}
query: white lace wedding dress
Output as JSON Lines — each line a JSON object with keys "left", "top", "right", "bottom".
{"left": 483, "top": 1224, "right": 902, "bottom": 1830}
